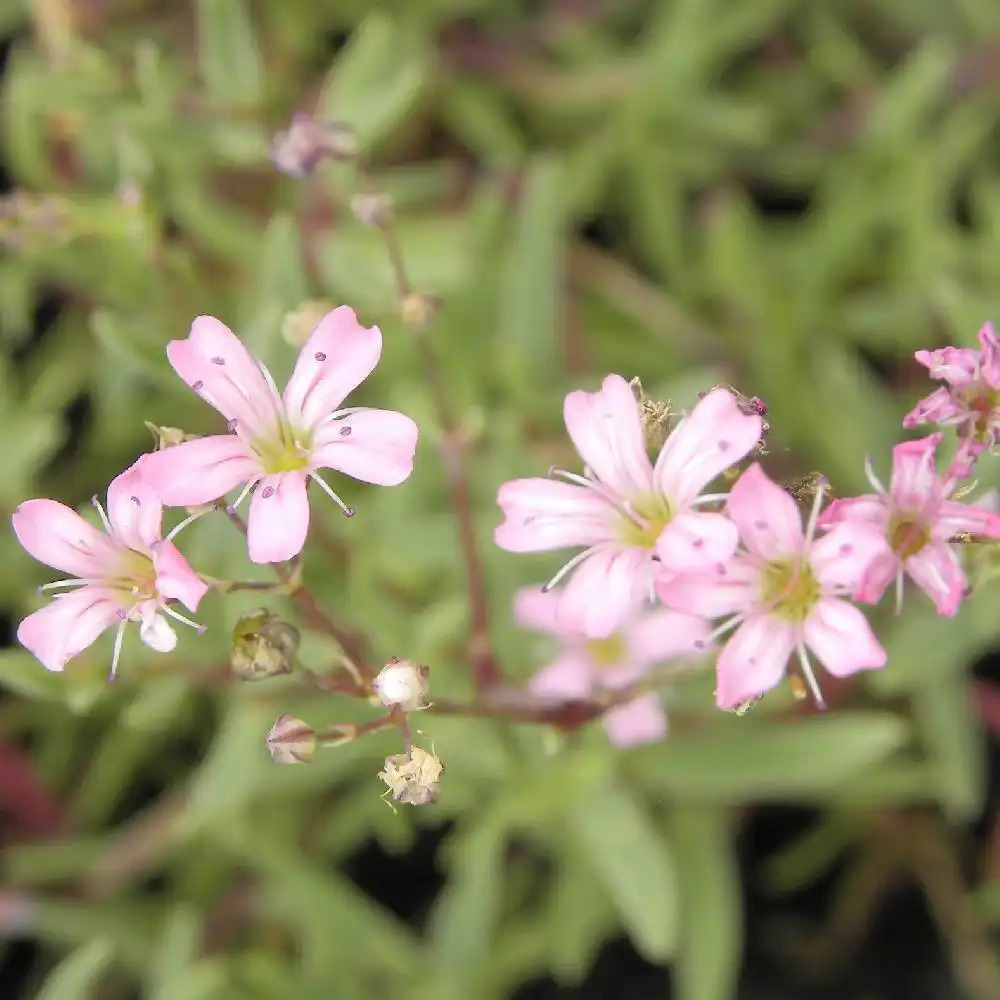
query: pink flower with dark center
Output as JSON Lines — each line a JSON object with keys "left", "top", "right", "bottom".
{"left": 515, "top": 588, "right": 711, "bottom": 746}
{"left": 141, "top": 307, "right": 419, "bottom": 563}
{"left": 656, "top": 464, "right": 888, "bottom": 710}
{"left": 12, "top": 459, "right": 208, "bottom": 676}
{"left": 495, "top": 376, "right": 764, "bottom": 638}
{"left": 904, "top": 322, "right": 1000, "bottom": 469}
{"left": 819, "top": 433, "right": 1000, "bottom": 616}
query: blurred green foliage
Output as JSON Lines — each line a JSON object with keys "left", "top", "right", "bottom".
{"left": 2, "top": 1, "right": 1000, "bottom": 998}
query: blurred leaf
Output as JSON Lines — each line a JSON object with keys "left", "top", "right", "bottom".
{"left": 0, "top": 649, "right": 65, "bottom": 701}
{"left": 36, "top": 938, "right": 114, "bottom": 1000}
{"left": 196, "top": 0, "right": 263, "bottom": 109}
{"left": 568, "top": 781, "right": 677, "bottom": 961}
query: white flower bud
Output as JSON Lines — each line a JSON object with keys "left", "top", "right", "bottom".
{"left": 378, "top": 746, "right": 443, "bottom": 807}
{"left": 266, "top": 715, "right": 317, "bottom": 764}
{"left": 372, "top": 657, "right": 429, "bottom": 712}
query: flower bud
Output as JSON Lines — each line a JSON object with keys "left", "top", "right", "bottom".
{"left": 144, "top": 422, "right": 200, "bottom": 450}
{"left": 231, "top": 608, "right": 300, "bottom": 680}
{"left": 271, "top": 113, "right": 358, "bottom": 178}
{"left": 281, "top": 299, "right": 336, "bottom": 348}
{"left": 350, "top": 192, "right": 393, "bottom": 228}
{"left": 372, "top": 657, "right": 429, "bottom": 712}
{"left": 400, "top": 292, "right": 440, "bottom": 333}
{"left": 378, "top": 746, "right": 444, "bottom": 806}
{"left": 266, "top": 715, "right": 317, "bottom": 764}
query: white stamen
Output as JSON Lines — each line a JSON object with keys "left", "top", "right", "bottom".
{"left": 703, "top": 613, "right": 744, "bottom": 646}
{"left": 227, "top": 479, "right": 258, "bottom": 514}
{"left": 541, "top": 546, "right": 598, "bottom": 593}
{"left": 688, "top": 493, "right": 730, "bottom": 507}
{"left": 254, "top": 357, "right": 286, "bottom": 413}
{"left": 309, "top": 471, "right": 355, "bottom": 516}
{"left": 91, "top": 495, "right": 113, "bottom": 534}
{"left": 864, "top": 455, "right": 887, "bottom": 494}
{"left": 38, "top": 577, "right": 97, "bottom": 593}
{"left": 796, "top": 643, "right": 826, "bottom": 710}
{"left": 160, "top": 604, "right": 206, "bottom": 633}
{"left": 109, "top": 618, "right": 127, "bottom": 681}
{"left": 894, "top": 570, "right": 904, "bottom": 615}
{"left": 802, "top": 477, "right": 828, "bottom": 550}
{"left": 165, "top": 508, "right": 209, "bottom": 542}
{"left": 548, "top": 467, "right": 636, "bottom": 518}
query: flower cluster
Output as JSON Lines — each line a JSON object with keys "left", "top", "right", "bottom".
{"left": 495, "top": 351, "right": 1000, "bottom": 733}
{"left": 12, "top": 306, "right": 417, "bottom": 677}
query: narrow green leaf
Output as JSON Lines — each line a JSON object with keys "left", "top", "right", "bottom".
{"left": 148, "top": 906, "right": 202, "bottom": 1000}
{"left": 0, "top": 649, "right": 65, "bottom": 701}
{"left": 567, "top": 782, "right": 677, "bottom": 961}
{"left": 36, "top": 938, "right": 114, "bottom": 1000}
{"left": 196, "top": 0, "right": 263, "bottom": 109}
{"left": 669, "top": 806, "right": 741, "bottom": 1000}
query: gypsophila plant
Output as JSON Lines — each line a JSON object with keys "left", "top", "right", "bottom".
{"left": 10, "top": 112, "right": 1000, "bottom": 807}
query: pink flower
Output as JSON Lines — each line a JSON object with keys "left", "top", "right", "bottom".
{"left": 12, "top": 459, "right": 208, "bottom": 675}
{"left": 495, "top": 376, "right": 764, "bottom": 638}
{"left": 904, "top": 322, "right": 1000, "bottom": 468}
{"left": 656, "top": 464, "right": 888, "bottom": 710}
{"left": 819, "top": 433, "right": 1000, "bottom": 616}
{"left": 515, "top": 588, "right": 710, "bottom": 746}
{"left": 141, "top": 307, "right": 418, "bottom": 563}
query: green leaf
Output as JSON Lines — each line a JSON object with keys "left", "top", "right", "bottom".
{"left": 318, "top": 13, "right": 429, "bottom": 152}
{"left": 669, "top": 806, "right": 741, "bottom": 1000}
{"left": 632, "top": 713, "right": 908, "bottom": 800}
{"left": 567, "top": 781, "right": 677, "bottom": 961}
{"left": 0, "top": 649, "right": 65, "bottom": 701}
{"left": 497, "top": 156, "right": 566, "bottom": 397}
{"left": 196, "top": 0, "right": 263, "bottom": 109}
{"left": 36, "top": 938, "right": 114, "bottom": 1000}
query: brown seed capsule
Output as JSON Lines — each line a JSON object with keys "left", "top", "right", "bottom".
{"left": 231, "top": 608, "right": 300, "bottom": 680}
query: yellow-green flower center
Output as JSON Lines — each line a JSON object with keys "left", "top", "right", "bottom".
{"left": 619, "top": 493, "right": 673, "bottom": 549}
{"left": 108, "top": 548, "right": 157, "bottom": 603}
{"left": 585, "top": 634, "right": 627, "bottom": 667}
{"left": 759, "top": 558, "right": 821, "bottom": 624}
{"left": 252, "top": 421, "right": 313, "bottom": 474}
{"left": 887, "top": 513, "right": 930, "bottom": 559}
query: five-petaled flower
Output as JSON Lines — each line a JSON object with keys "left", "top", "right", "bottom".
{"left": 515, "top": 587, "right": 711, "bottom": 746}
{"left": 904, "top": 322, "right": 1000, "bottom": 472}
{"left": 141, "top": 306, "right": 419, "bottom": 563}
{"left": 12, "top": 459, "right": 208, "bottom": 675}
{"left": 656, "top": 464, "right": 888, "bottom": 710}
{"left": 495, "top": 376, "right": 764, "bottom": 638}
{"left": 819, "top": 433, "right": 1000, "bottom": 616}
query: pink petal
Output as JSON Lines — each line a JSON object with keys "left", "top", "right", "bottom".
{"left": 141, "top": 436, "right": 260, "bottom": 507}
{"left": 905, "top": 543, "right": 966, "bottom": 616}
{"left": 514, "top": 587, "right": 567, "bottom": 636}
{"left": 17, "top": 588, "right": 123, "bottom": 671}
{"left": 562, "top": 375, "right": 653, "bottom": 498}
{"left": 167, "top": 316, "right": 281, "bottom": 439}
{"left": 602, "top": 694, "right": 667, "bottom": 747}
{"left": 311, "top": 408, "right": 417, "bottom": 485}
{"left": 654, "top": 510, "right": 738, "bottom": 572}
{"left": 818, "top": 494, "right": 888, "bottom": 529}
{"left": 283, "top": 306, "right": 382, "bottom": 430}
{"left": 715, "top": 614, "right": 795, "bottom": 710}
{"left": 528, "top": 651, "right": 595, "bottom": 699}
{"left": 811, "top": 521, "right": 889, "bottom": 592}
{"left": 495, "top": 478, "right": 618, "bottom": 553}
{"left": 933, "top": 499, "right": 1000, "bottom": 540}
{"left": 152, "top": 540, "right": 208, "bottom": 612}
{"left": 902, "top": 387, "right": 968, "bottom": 428}
{"left": 654, "top": 388, "right": 763, "bottom": 506}
{"left": 888, "top": 434, "right": 944, "bottom": 507}
{"left": 726, "top": 463, "right": 803, "bottom": 560}
{"left": 855, "top": 550, "right": 901, "bottom": 605}
{"left": 247, "top": 471, "right": 310, "bottom": 563}
{"left": 914, "top": 345, "right": 979, "bottom": 386}
{"left": 803, "top": 598, "right": 886, "bottom": 676}
{"left": 625, "top": 608, "right": 711, "bottom": 666}
{"left": 105, "top": 459, "right": 164, "bottom": 552}
{"left": 12, "top": 499, "right": 119, "bottom": 578}
{"left": 978, "top": 323, "right": 1000, "bottom": 387}
{"left": 655, "top": 556, "right": 758, "bottom": 617}
{"left": 555, "top": 545, "right": 650, "bottom": 639}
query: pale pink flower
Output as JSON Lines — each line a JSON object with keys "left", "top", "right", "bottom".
{"left": 904, "top": 322, "right": 1000, "bottom": 469}
{"left": 656, "top": 464, "right": 888, "bottom": 710}
{"left": 495, "top": 377, "right": 764, "bottom": 638}
{"left": 819, "top": 433, "right": 1000, "bottom": 616}
{"left": 515, "top": 588, "right": 710, "bottom": 746}
{"left": 141, "top": 307, "right": 418, "bottom": 563}
{"left": 12, "top": 459, "right": 208, "bottom": 676}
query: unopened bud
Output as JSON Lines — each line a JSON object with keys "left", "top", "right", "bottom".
{"left": 271, "top": 113, "right": 358, "bottom": 178}
{"left": 378, "top": 746, "right": 444, "bottom": 806}
{"left": 350, "top": 192, "right": 393, "bottom": 228}
{"left": 144, "top": 422, "right": 199, "bottom": 450}
{"left": 400, "top": 292, "right": 440, "bottom": 333}
{"left": 629, "top": 378, "right": 675, "bottom": 455}
{"left": 281, "top": 299, "right": 337, "bottom": 348}
{"left": 372, "top": 657, "right": 429, "bottom": 712}
{"left": 266, "top": 715, "right": 317, "bottom": 764}
{"left": 231, "top": 608, "right": 300, "bottom": 680}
